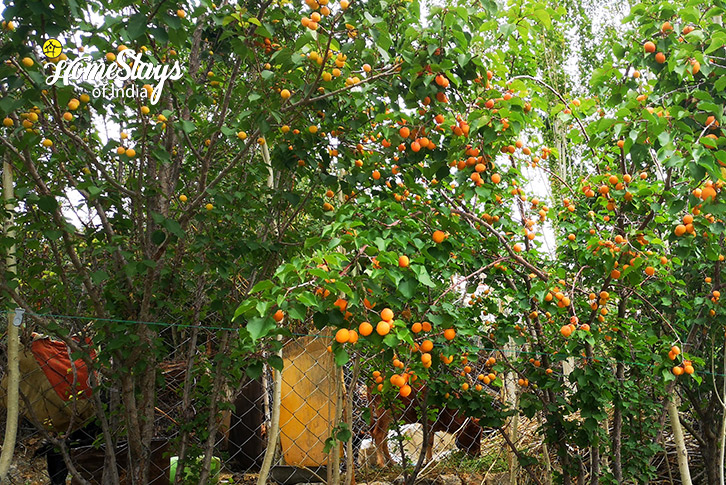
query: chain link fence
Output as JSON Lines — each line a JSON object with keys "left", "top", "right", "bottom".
{"left": 0, "top": 312, "right": 695, "bottom": 485}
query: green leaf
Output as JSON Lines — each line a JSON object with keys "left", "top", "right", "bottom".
{"left": 298, "top": 292, "right": 318, "bottom": 307}
{"left": 86, "top": 185, "right": 103, "bottom": 197}
{"left": 247, "top": 317, "right": 275, "bottom": 341}
{"left": 383, "top": 333, "right": 398, "bottom": 347}
{"left": 412, "top": 265, "right": 436, "bottom": 287}
{"left": 91, "top": 270, "right": 109, "bottom": 284}
{"left": 305, "top": 237, "right": 322, "bottom": 249}
{"left": 162, "top": 218, "right": 184, "bottom": 238}
{"left": 336, "top": 425, "right": 352, "bottom": 442}
{"left": 399, "top": 278, "right": 418, "bottom": 298}
{"left": 127, "top": 13, "right": 147, "bottom": 40}
{"left": 37, "top": 196, "right": 58, "bottom": 213}
{"left": 246, "top": 361, "right": 264, "bottom": 379}
{"left": 288, "top": 305, "right": 306, "bottom": 321}
{"left": 250, "top": 280, "right": 274, "bottom": 293}
{"left": 268, "top": 355, "right": 284, "bottom": 371}
{"left": 532, "top": 8, "right": 551, "bottom": 29}
{"left": 179, "top": 119, "right": 196, "bottom": 133}
{"left": 334, "top": 347, "right": 349, "bottom": 366}
{"left": 151, "top": 230, "right": 167, "bottom": 245}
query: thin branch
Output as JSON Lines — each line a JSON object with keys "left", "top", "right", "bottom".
{"left": 433, "top": 258, "right": 505, "bottom": 306}
{"left": 440, "top": 191, "right": 549, "bottom": 280}
{"left": 497, "top": 427, "right": 544, "bottom": 485}
{"left": 509, "top": 74, "right": 595, "bottom": 158}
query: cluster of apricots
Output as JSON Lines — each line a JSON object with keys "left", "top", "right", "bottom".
{"left": 668, "top": 346, "right": 695, "bottom": 376}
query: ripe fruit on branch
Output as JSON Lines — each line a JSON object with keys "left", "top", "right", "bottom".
{"left": 376, "top": 320, "right": 391, "bottom": 336}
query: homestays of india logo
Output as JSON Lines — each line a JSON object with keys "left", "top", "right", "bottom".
{"left": 45, "top": 45, "right": 184, "bottom": 105}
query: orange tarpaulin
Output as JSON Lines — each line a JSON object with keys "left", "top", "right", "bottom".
{"left": 0, "top": 334, "right": 95, "bottom": 432}
{"left": 30, "top": 334, "right": 95, "bottom": 402}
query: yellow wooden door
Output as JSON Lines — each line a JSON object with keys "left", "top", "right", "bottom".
{"left": 279, "top": 336, "right": 336, "bottom": 467}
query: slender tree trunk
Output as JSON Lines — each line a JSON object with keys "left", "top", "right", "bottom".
{"left": 256, "top": 336, "right": 283, "bottom": 485}
{"left": 344, "top": 356, "right": 360, "bottom": 485}
{"left": 0, "top": 160, "right": 19, "bottom": 482}
{"left": 611, "top": 296, "right": 626, "bottom": 483}
{"left": 409, "top": 387, "right": 430, "bottom": 485}
{"left": 667, "top": 393, "right": 692, "bottom": 485}
{"left": 540, "top": 413, "right": 553, "bottom": 485}
{"left": 120, "top": 372, "right": 145, "bottom": 484}
{"left": 720, "top": 340, "right": 726, "bottom": 485}
{"left": 505, "top": 338, "right": 519, "bottom": 485}
{"left": 583, "top": 342, "right": 599, "bottom": 485}
{"left": 174, "top": 295, "right": 203, "bottom": 484}
{"left": 611, "top": 361, "right": 624, "bottom": 484}
{"left": 198, "top": 331, "right": 232, "bottom": 485}
{"left": 329, "top": 366, "right": 344, "bottom": 485}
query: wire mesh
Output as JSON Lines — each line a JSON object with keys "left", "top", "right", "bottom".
{"left": 2, "top": 312, "right": 685, "bottom": 485}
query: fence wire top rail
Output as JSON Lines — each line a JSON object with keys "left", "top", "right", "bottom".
{"left": 1, "top": 309, "right": 722, "bottom": 377}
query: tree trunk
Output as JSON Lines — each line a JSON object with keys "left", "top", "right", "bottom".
{"left": 505, "top": 339, "right": 519, "bottom": 485}
{"left": 703, "top": 434, "right": 721, "bottom": 485}
{"left": 256, "top": 337, "right": 283, "bottom": 485}
{"left": 667, "top": 394, "right": 692, "bottom": 485}
{"left": 328, "top": 366, "right": 343, "bottom": 485}
{"left": 0, "top": 161, "right": 19, "bottom": 482}
{"left": 611, "top": 361, "right": 624, "bottom": 484}
{"left": 720, "top": 340, "right": 726, "bottom": 485}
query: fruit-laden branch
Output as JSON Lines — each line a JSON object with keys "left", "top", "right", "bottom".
{"left": 151, "top": 126, "right": 262, "bottom": 260}
{"left": 199, "top": 55, "right": 245, "bottom": 193}
{"left": 440, "top": 190, "right": 549, "bottom": 280}
{"left": 159, "top": 56, "right": 400, "bottom": 261}
{"left": 636, "top": 168, "right": 672, "bottom": 231}
{"left": 284, "top": 63, "right": 402, "bottom": 111}
{"left": 32, "top": 79, "right": 139, "bottom": 199}
{"left": 303, "top": 15, "right": 339, "bottom": 104}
